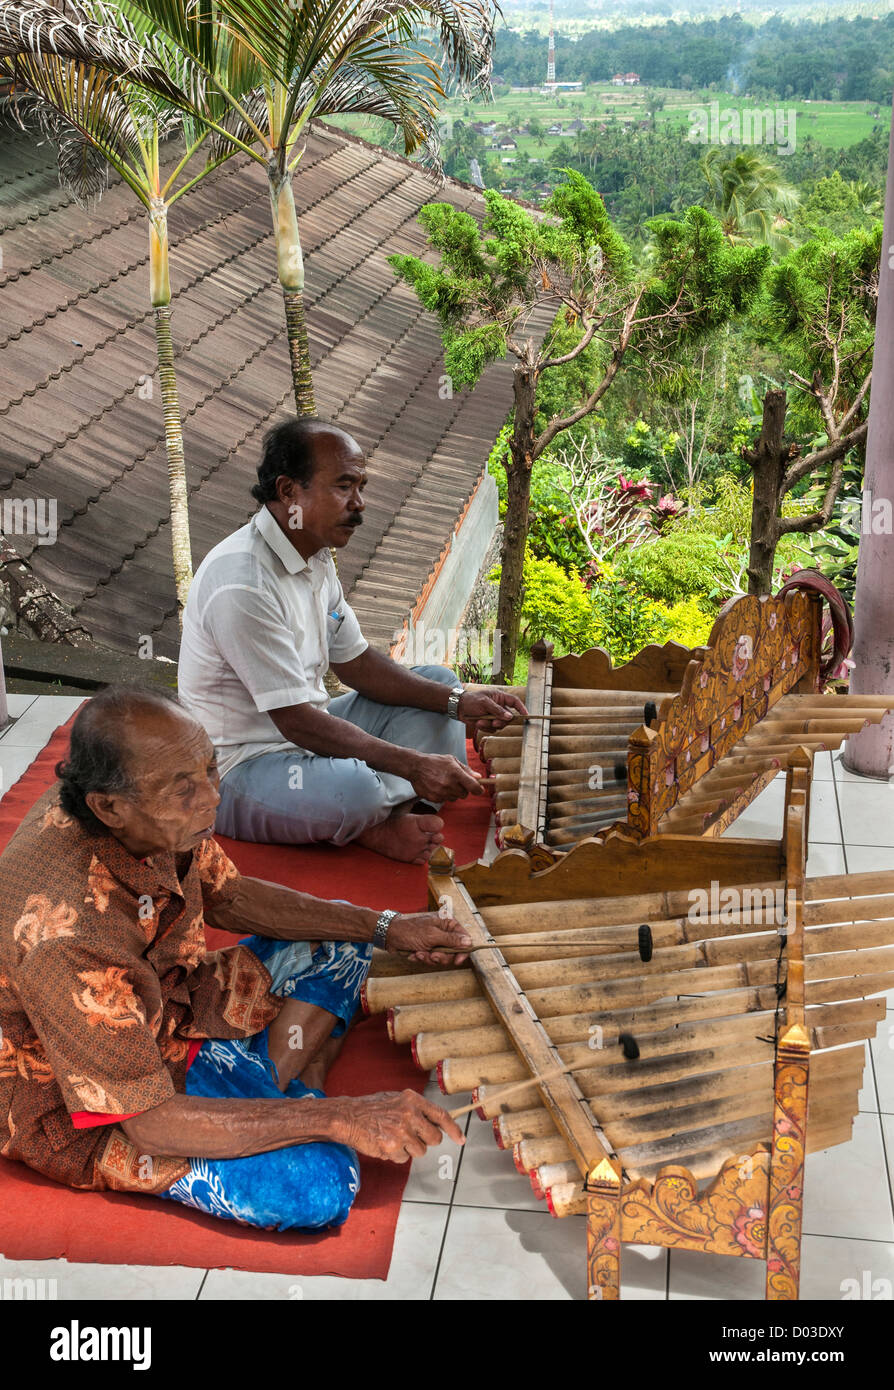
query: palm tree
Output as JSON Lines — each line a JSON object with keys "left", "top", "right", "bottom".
{"left": 0, "top": 0, "right": 252, "bottom": 615}
{"left": 698, "top": 147, "right": 800, "bottom": 253}
{"left": 848, "top": 179, "right": 883, "bottom": 218}
{"left": 125, "top": 0, "right": 498, "bottom": 414}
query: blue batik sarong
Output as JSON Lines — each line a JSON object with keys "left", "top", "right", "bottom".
{"left": 161, "top": 933, "right": 373, "bottom": 1232}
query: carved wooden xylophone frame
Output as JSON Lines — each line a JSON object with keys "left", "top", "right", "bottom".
{"left": 362, "top": 750, "right": 893, "bottom": 1299}
{"left": 481, "top": 590, "right": 894, "bottom": 851}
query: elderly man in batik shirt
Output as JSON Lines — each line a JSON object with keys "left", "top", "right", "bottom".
{"left": 0, "top": 688, "right": 467, "bottom": 1230}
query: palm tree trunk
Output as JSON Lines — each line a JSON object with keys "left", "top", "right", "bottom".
{"left": 149, "top": 200, "right": 193, "bottom": 621}
{"left": 268, "top": 165, "right": 315, "bottom": 415}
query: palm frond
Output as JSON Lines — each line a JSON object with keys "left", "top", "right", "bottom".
{"left": 36, "top": 102, "right": 111, "bottom": 203}
{"left": 3, "top": 50, "right": 153, "bottom": 201}
{"left": 0, "top": 0, "right": 187, "bottom": 105}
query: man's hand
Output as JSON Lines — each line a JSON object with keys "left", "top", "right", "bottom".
{"left": 330, "top": 1090, "right": 465, "bottom": 1162}
{"left": 386, "top": 911, "right": 472, "bottom": 965}
{"left": 409, "top": 752, "right": 485, "bottom": 804}
{"left": 457, "top": 688, "right": 528, "bottom": 735}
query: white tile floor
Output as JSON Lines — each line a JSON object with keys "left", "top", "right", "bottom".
{"left": 2, "top": 699, "right": 894, "bottom": 1300}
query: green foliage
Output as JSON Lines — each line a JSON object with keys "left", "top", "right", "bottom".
{"left": 444, "top": 322, "right": 509, "bottom": 390}
{"left": 757, "top": 223, "right": 881, "bottom": 416}
{"left": 527, "top": 505, "right": 593, "bottom": 574}
{"left": 639, "top": 207, "right": 771, "bottom": 350}
{"left": 489, "top": 550, "right": 601, "bottom": 652}
{"left": 800, "top": 457, "right": 864, "bottom": 604}
{"left": 588, "top": 560, "right": 673, "bottom": 663}
{"left": 613, "top": 532, "right": 723, "bottom": 604}
{"left": 651, "top": 595, "right": 716, "bottom": 648}
{"left": 620, "top": 419, "right": 676, "bottom": 477}
{"left": 532, "top": 323, "right": 606, "bottom": 434}
{"left": 544, "top": 168, "right": 631, "bottom": 279}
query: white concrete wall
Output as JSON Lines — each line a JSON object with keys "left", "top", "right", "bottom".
{"left": 405, "top": 471, "right": 498, "bottom": 661}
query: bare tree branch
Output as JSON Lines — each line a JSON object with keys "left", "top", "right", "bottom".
{"left": 780, "top": 420, "right": 868, "bottom": 494}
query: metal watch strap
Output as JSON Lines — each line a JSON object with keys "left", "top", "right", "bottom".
{"left": 373, "top": 909, "right": 399, "bottom": 949}
{"left": 446, "top": 686, "right": 464, "bottom": 720}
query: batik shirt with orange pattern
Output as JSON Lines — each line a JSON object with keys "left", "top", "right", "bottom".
{"left": 0, "top": 787, "right": 282, "bottom": 1195}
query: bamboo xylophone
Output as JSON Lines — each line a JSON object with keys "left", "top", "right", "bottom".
{"left": 480, "top": 586, "right": 894, "bottom": 851}
{"left": 362, "top": 751, "right": 892, "bottom": 1299}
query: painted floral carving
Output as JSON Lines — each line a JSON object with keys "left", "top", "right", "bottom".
{"left": 626, "top": 592, "right": 816, "bottom": 835}
{"left": 620, "top": 1154, "right": 772, "bottom": 1257}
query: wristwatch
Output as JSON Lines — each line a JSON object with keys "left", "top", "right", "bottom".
{"left": 446, "top": 685, "right": 465, "bottom": 721}
{"left": 373, "top": 908, "right": 399, "bottom": 950}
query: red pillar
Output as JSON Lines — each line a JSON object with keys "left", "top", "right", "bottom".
{"left": 842, "top": 97, "right": 894, "bottom": 777}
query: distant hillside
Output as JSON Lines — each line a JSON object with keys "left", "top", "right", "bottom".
{"left": 492, "top": 13, "right": 894, "bottom": 103}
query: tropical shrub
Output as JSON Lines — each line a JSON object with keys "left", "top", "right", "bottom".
{"left": 489, "top": 550, "right": 601, "bottom": 654}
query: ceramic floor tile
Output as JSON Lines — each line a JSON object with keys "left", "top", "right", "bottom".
{"left": 803, "top": 1112, "right": 894, "bottom": 1241}
{"left": 0, "top": 695, "right": 85, "bottom": 747}
{"left": 801, "top": 1233, "right": 894, "bottom": 1300}
{"left": 0, "top": 1254, "right": 204, "bottom": 1299}
{"left": 721, "top": 778, "right": 786, "bottom": 840}
{"left": 833, "top": 782, "right": 894, "bottom": 848}
{"left": 433, "top": 1206, "right": 581, "bottom": 1300}
{"left": 807, "top": 842, "right": 847, "bottom": 877}
{"left": 0, "top": 745, "right": 49, "bottom": 799}
{"left": 869, "top": 1033, "right": 894, "bottom": 1113}
{"left": 843, "top": 845, "right": 894, "bottom": 873}
{"left": 803, "top": 780, "right": 843, "bottom": 843}
{"left": 834, "top": 751, "right": 894, "bottom": 786}
{"left": 668, "top": 1246, "right": 767, "bottom": 1300}
{"left": 452, "top": 1108, "right": 546, "bottom": 1212}
{"left": 669, "top": 1234, "right": 894, "bottom": 1301}
{"left": 199, "top": 1200, "right": 449, "bottom": 1300}
{"left": 1, "top": 694, "right": 37, "bottom": 722}
{"left": 811, "top": 751, "right": 835, "bottom": 781}
{"left": 432, "top": 1206, "right": 671, "bottom": 1300}
{"left": 878, "top": 1115, "right": 894, "bottom": 1206}
{"left": 402, "top": 1078, "right": 470, "bottom": 1205}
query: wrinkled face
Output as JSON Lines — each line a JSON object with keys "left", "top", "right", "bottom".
{"left": 271, "top": 428, "right": 367, "bottom": 556}
{"left": 86, "top": 707, "right": 221, "bottom": 859}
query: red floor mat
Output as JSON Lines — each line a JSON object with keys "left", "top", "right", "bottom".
{"left": 0, "top": 715, "right": 490, "bottom": 1277}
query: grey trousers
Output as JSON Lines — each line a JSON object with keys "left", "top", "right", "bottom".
{"left": 214, "top": 665, "right": 467, "bottom": 846}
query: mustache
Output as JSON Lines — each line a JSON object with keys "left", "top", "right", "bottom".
{"left": 343, "top": 515, "right": 363, "bottom": 527}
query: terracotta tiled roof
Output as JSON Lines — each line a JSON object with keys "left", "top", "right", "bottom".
{"left": 0, "top": 115, "right": 536, "bottom": 659}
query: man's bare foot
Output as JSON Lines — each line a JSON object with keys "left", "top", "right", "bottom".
{"left": 356, "top": 810, "right": 445, "bottom": 864}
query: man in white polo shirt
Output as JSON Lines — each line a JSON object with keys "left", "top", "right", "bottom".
{"left": 178, "top": 418, "right": 525, "bottom": 863}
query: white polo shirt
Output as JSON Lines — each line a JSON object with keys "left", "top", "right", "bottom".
{"left": 178, "top": 507, "right": 368, "bottom": 777}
